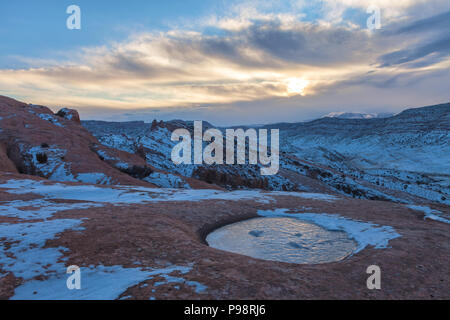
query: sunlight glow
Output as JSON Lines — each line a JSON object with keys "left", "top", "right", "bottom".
{"left": 286, "top": 78, "right": 310, "bottom": 96}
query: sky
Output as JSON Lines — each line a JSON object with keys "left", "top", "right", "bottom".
{"left": 1, "top": 0, "right": 450, "bottom": 125}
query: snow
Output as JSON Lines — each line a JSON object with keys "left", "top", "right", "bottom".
{"left": 150, "top": 265, "right": 207, "bottom": 294}
{"left": 16, "top": 144, "right": 115, "bottom": 185}
{"left": 406, "top": 205, "right": 450, "bottom": 224}
{"left": 144, "top": 172, "right": 191, "bottom": 189}
{"left": 76, "top": 173, "right": 112, "bottom": 185}
{"left": 58, "top": 108, "right": 73, "bottom": 120}
{"left": 81, "top": 109, "right": 450, "bottom": 204}
{"left": 322, "top": 112, "right": 394, "bottom": 119}
{"left": 115, "top": 162, "right": 129, "bottom": 170}
{"left": 0, "top": 199, "right": 102, "bottom": 220}
{"left": 0, "top": 219, "right": 85, "bottom": 280}
{"left": 11, "top": 264, "right": 207, "bottom": 300}
{"left": 50, "top": 164, "right": 76, "bottom": 182}
{"left": 154, "top": 275, "right": 207, "bottom": 293}
{"left": 268, "top": 192, "right": 338, "bottom": 202}
{"left": 28, "top": 110, "right": 64, "bottom": 127}
{"left": 21, "top": 146, "right": 114, "bottom": 185}
{"left": 0, "top": 177, "right": 210, "bottom": 299}
{"left": 85, "top": 125, "right": 199, "bottom": 178}
{"left": 12, "top": 265, "right": 150, "bottom": 300}
{"left": 273, "top": 104, "right": 450, "bottom": 204}
{"left": 358, "top": 169, "right": 449, "bottom": 204}
{"left": 95, "top": 149, "right": 119, "bottom": 161}
{"left": 25, "top": 145, "right": 74, "bottom": 181}
{"left": 284, "top": 128, "right": 449, "bottom": 204}
{"left": 0, "top": 179, "right": 339, "bottom": 205}
{"left": 258, "top": 209, "right": 401, "bottom": 253}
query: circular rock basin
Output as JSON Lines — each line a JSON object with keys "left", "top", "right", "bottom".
{"left": 206, "top": 217, "right": 357, "bottom": 264}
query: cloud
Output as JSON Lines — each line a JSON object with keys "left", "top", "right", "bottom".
{"left": 377, "top": 10, "right": 450, "bottom": 67}
{"left": 0, "top": 20, "right": 380, "bottom": 109}
{"left": 0, "top": 0, "right": 449, "bottom": 125}
{"left": 320, "top": 0, "right": 440, "bottom": 22}
{"left": 378, "top": 37, "right": 450, "bottom": 67}
{"left": 392, "top": 10, "right": 450, "bottom": 34}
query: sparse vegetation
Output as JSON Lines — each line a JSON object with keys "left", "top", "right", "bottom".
{"left": 135, "top": 144, "right": 147, "bottom": 160}
{"left": 36, "top": 153, "right": 48, "bottom": 164}
{"left": 119, "top": 165, "right": 153, "bottom": 179}
{"left": 55, "top": 109, "right": 67, "bottom": 118}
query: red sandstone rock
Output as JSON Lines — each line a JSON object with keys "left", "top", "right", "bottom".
{"left": 0, "top": 172, "right": 448, "bottom": 300}
{"left": 0, "top": 143, "right": 18, "bottom": 173}
{"left": 0, "top": 95, "right": 216, "bottom": 189}
{"left": 55, "top": 108, "right": 81, "bottom": 124}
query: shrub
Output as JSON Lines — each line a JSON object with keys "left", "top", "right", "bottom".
{"left": 120, "top": 165, "right": 153, "bottom": 179}
{"left": 36, "top": 153, "right": 48, "bottom": 164}
{"left": 55, "top": 109, "right": 67, "bottom": 118}
{"left": 135, "top": 145, "right": 147, "bottom": 160}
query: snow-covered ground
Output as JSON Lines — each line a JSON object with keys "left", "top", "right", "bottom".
{"left": 11, "top": 264, "right": 206, "bottom": 300}
{"left": 0, "top": 177, "right": 342, "bottom": 299}
{"left": 17, "top": 144, "right": 116, "bottom": 185}
{"left": 0, "top": 178, "right": 219, "bottom": 299}
{"left": 0, "top": 175, "right": 447, "bottom": 300}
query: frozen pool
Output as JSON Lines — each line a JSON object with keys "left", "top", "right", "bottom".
{"left": 206, "top": 217, "right": 357, "bottom": 264}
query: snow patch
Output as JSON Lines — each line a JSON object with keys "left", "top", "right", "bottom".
{"left": 76, "top": 173, "right": 112, "bottom": 185}
{"left": 0, "top": 219, "right": 84, "bottom": 280}
{"left": 25, "top": 145, "right": 74, "bottom": 182}
{"left": 28, "top": 110, "right": 64, "bottom": 127}
{"left": 0, "top": 199, "right": 102, "bottom": 220}
{"left": 95, "top": 149, "right": 119, "bottom": 162}
{"left": 406, "top": 205, "right": 450, "bottom": 224}
{"left": 12, "top": 265, "right": 151, "bottom": 300}
{"left": 144, "top": 172, "right": 190, "bottom": 189}
{"left": 151, "top": 265, "right": 207, "bottom": 294}
{"left": 12, "top": 264, "right": 206, "bottom": 300}
{"left": 58, "top": 108, "right": 73, "bottom": 120}
{"left": 0, "top": 179, "right": 338, "bottom": 205}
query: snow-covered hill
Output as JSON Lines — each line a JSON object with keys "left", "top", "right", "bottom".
{"left": 273, "top": 103, "right": 450, "bottom": 204}
{"left": 83, "top": 120, "right": 300, "bottom": 192}
{"left": 0, "top": 96, "right": 215, "bottom": 190}
{"left": 322, "top": 112, "right": 394, "bottom": 119}
{"left": 83, "top": 103, "right": 450, "bottom": 205}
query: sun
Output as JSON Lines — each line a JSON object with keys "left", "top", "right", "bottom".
{"left": 286, "top": 78, "right": 310, "bottom": 96}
